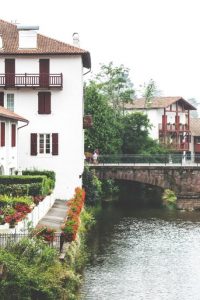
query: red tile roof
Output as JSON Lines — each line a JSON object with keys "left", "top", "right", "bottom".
{"left": 0, "top": 19, "right": 91, "bottom": 68}
{"left": 124, "top": 97, "right": 196, "bottom": 110}
{"left": 0, "top": 106, "right": 28, "bottom": 122}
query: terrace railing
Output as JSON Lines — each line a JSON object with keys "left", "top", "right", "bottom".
{"left": 0, "top": 73, "right": 63, "bottom": 88}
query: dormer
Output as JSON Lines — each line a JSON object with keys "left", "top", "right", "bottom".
{"left": 17, "top": 25, "right": 39, "bottom": 49}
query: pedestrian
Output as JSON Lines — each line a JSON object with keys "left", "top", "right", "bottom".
{"left": 93, "top": 151, "right": 98, "bottom": 164}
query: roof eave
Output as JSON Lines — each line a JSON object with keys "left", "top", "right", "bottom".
{"left": 0, "top": 51, "right": 91, "bottom": 69}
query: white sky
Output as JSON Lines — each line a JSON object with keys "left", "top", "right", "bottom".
{"left": 2, "top": 0, "right": 200, "bottom": 108}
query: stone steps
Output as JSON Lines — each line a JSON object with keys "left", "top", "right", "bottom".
{"left": 37, "top": 199, "right": 67, "bottom": 231}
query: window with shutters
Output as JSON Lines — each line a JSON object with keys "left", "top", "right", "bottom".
{"left": 30, "top": 133, "right": 58, "bottom": 156}
{"left": 0, "top": 122, "right": 5, "bottom": 147}
{"left": 38, "top": 92, "right": 51, "bottom": 114}
{"left": 7, "top": 94, "right": 14, "bottom": 111}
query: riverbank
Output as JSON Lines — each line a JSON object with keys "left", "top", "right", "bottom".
{"left": 0, "top": 203, "right": 99, "bottom": 300}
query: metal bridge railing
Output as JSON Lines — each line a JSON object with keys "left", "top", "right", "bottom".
{"left": 87, "top": 154, "right": 200, "bottom": 166}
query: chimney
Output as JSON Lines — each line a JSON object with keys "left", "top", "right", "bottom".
{"left": 72, "top": 32, "right": 80, "bottom": 47}
{"left": 17, "top": 25, "right": 39, "bottom": 49}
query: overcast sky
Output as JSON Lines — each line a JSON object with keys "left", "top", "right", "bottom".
{"left": 2, "top": 0, "right": 200, "bottom": 108}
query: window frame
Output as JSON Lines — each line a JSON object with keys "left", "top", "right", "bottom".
{"left": 7, "top": 93, "right": 14, "bottom": 112}
{"left": 38, "top": 133, "right": 52, "bottom": 155}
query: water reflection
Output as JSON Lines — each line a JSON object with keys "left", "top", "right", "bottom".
{"left": 79, "top": 203, "right": 200, "bottom": 300}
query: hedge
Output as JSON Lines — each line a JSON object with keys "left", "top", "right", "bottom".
{"left": 0, "top": 176, "right": 53, "bottom": 197}
{"left": 22, "top": 170, "right": 55, "bottom": 188}
{"left": 0, "top": 183, "right": 45, "bottom": 197}
{"left": 0, "top": 175, "right": 46, "bottom": 184}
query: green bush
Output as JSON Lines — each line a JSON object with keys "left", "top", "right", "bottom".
{"left": 0, "top": 175, "right": 45, "bottom": 184}
{"left": 22, "top": 170, "right": 55, "bottom": 189}
{"left": 162, "top": 189, "right": 177, "bottom": 208}
{"left": 82, "top": 166, "right": 102, "bottom": 205}
{"left": 0, "top": 238, "right": 70, "bottom": 300}
{"left": 0, "top": 175, "right": 53, "bottom": 197}
{"left": 0, "top": 195, "right": 33, "bottom": 207}
{"left": 0, "top": 183, "right": 43, "bottom": 196}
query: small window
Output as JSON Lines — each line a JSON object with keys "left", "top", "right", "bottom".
{"left": 39, "top": 133, "right": 51, "bottom": 154}
{"left": 7, "top": 94, "right": 14, "bottom": 111}
{"left": 196, "top": 137, "right": 200, "bottom": 144}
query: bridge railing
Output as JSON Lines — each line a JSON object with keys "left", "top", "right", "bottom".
{"left": 93, "top": 154, "right": 200, "bottom": 165}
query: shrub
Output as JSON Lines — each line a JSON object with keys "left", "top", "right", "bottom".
{"left": 82, "top": 166, "right": 102, "bottom": 205}
{"left": 0, "top": 238, "right": 70, "bottom": 299}
{"left": 61, "top": 187, "right": 86, "bottom": 243}
{"left": 0, "top": 175, "right": 53, "bottom": 197}
{"left": 33, "top": 225, "right": 56, "bottom": 242}
{"left": 22, "top": 170, "right": 55, "bottom": 189}
{"left": 0, "top": 175, "right": 45, "bottom": 184}
{"left": 162, "top": 189, "right": 177, "bottom": 208}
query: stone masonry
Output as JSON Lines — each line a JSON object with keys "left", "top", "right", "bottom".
{"left": 92, "top": 165, "right": 200, "bottom": 209}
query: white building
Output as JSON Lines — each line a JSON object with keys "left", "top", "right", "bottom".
{"left": 0, "top": 19, "right": 91, "bottom": 199}
{"left": 0, "top": 105, "right": 28, "bottom": 175}
{"left": 124, "top": 97, "right": 196, "bottom": 154}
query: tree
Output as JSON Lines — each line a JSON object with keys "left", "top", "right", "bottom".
{"left": 94, "top": 62, "right": 135, "bottom": 114}
{"left": 121, "top": 112, "right": 168, "bottom": 154}
{"left": 84, "top": 82, "right": 123, "bottom": 154}
{"left": 142, "top": 78, "right": 160, "bottom": 109}
{"left": 121, "top": 112, "right": 152, "bottom": 154}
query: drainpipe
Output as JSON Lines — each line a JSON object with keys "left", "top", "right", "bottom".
{"left": 17, "top": 120, "right": 29, "bottom": 131}
{"left": 17, "top": 120, "right": 29, "bottom": 174}
{"left": 83, "top": 68, "right": 91, "bottom": 76}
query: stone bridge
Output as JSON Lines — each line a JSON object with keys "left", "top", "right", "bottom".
{"left": 90, "top": 165, "right": 200, "bottom": 210}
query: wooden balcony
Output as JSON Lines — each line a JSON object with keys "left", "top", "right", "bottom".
{"left": 159, "top": 123, "right": 189, "bottom": 132}
{"left": 159, "top": 141, "right": 189, "bottom": 151}
{"left": 0, "top": 73, "right": 63, "bottom": 89}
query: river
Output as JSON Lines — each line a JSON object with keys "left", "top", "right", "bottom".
{"left": 79, "top": 201, "right": 200, "bottom": 300}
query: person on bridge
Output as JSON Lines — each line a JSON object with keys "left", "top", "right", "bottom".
{"left": 93, "top": 150, "right": 98, "bottom": 164}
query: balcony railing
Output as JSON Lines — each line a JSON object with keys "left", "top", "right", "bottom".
{"left": 159, "top": 123, "right": 189, "bottom": 131}
{"left": 0, "top": 73, "right": 63, "bottom": 89}
{"left": 159, "top": 142, "right": 189, "bottom": 151}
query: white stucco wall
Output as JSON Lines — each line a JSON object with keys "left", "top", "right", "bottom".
{"left": 9, "top": 55, "right": 85, "bottom": 199}
{"left": 127, "top": 107, "right": 188, "bottom": 142}
{"left": 0, "top": 118, "right": 18, "bottom": 175}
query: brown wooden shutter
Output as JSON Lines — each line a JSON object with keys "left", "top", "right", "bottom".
{"left": 38, "top": 92, "right": 45, "bottom": 114}
{"left": 11, "top": 124, "right": 16, "bottom": 147}
{"left": 45, "top": 92, "right": 51, "bottom": 114}
{"left": 52, "top": 133, "right": 58, "bottom": 155}
{"left": 31, "top": 133, "right": 37, "bottom": 155}
{"left": 0, "top": 122, "right": 5, "bottom": 147}
{"left": 0, "top": 92, "right": 4, "bottom": 107}
{"left": 38, "top": 92, "right": 51, "bottom": 114}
